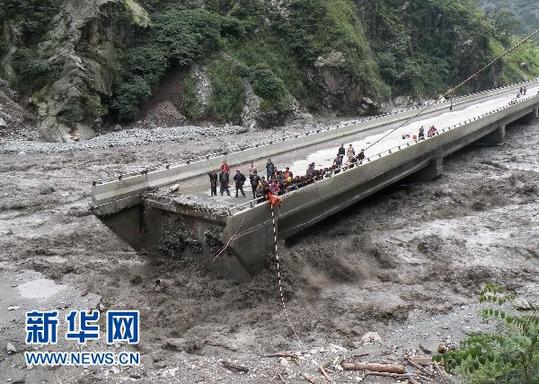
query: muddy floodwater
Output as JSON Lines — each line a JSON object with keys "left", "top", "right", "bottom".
{"left": 0, "top": 117, "right": 538, "bottom": 383}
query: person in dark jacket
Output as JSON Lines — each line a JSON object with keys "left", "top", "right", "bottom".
{"left": 338, "top": 144, "right": 346, "bottom": 157}
{"left": 266, "top": 159, "right": 275, "bottom": 180}
{"left": 418, "top": 126, "right": 425, "bottom": 141}
{"left": 306, "top": 162, "right": 316, "bottom": 178}
{"left": 219, "top": 170, "right": 230, "bottom": 196}
{"left": 356, "top": 149, "right": 365, "bottom": 164}
{"left": 250, "top": 170, "right": 261, "bottom": 199}
{"left": 233, "top": 169, "right": 246, "bottom": 197}
{"left": 334, "top": 154, "right": 343, "bottom": 169}
{"left": 208, "top": 170, "right": 218, "bottom": 196}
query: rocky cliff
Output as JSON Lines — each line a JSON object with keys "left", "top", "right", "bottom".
{"left": 1, "top": 0, "right": 539, "bottom": 141}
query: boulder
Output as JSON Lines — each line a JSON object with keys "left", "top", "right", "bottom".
{"left": 359, "top": 97, "right": 379, "bottom": 115}
{"left": 39, "top": 185, "right": 55, "bottom": 195}
{"left": 513, "top": 298, "right": 533, "bottom": 311}
{"left": 7, "top": 342, "right": 17, "bottom": 354}
{"left": 313, "top": 50, "right": 375, "bottom": 115}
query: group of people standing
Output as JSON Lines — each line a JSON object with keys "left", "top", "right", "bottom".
{"left": 517, "top": 86, "right": 528, "bottom": 98}
{"left": 207, "top": 143, "right": 367, "bottom": 202}
{"left": 207, "top": 162, "right": 247, "bottom": 198}
{"left": 333, "top": 144, "right": 365, "bottom": 169}
{"left": 402, "top": 125, "right": 438, "bottom": 141}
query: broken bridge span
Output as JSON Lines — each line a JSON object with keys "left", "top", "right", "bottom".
{"left": 91, "top": 80, "right": 539, "bottom": 280}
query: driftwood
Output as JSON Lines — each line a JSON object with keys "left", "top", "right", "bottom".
{"left": 407, "top": 358, "right": 435, "bottom": 377}
{"left": 433, "top": 362, "right": 451, "bottom": 383}
{"left": 318, "top": 364, "right": 332, "bottom": 382}
{"left": 341, "top": 361, "right": 406, "bottom": 374}
{"left": 264, "top": 351, "right": 300, "bottom": 359}
{"left": 354, "top": 352, "right": 370, "bottom": 358}
{"left": 364, "top": 371, "right": 409, "bottom": 379}
{"left": 220, "top": 360, "right": 249, "bottom": 373}
{"left": 302, "top": 373, "right": 316, "bottom": 383}
{"left": 409, "top": 356, "right": 436, "bottom": 365}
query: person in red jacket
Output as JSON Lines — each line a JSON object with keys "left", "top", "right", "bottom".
{"left": 221, "top": 160, "right": 230, "bottom": 174}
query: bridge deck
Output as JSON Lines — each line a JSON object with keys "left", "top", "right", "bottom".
{"left": 91, "top": 80, "right": 539, "bottom": 280}
{"left": 160, "top": 84, "right": 539, "bottom": 208}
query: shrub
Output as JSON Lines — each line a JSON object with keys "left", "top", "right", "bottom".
{"left": 250, "top": 67, "right": 289, "bottom": 108}
{"left": 437, "top": 283, "right": 539, "bottom": 384}
{"left": 111, "top": 76, "right": 152, "bottom": 120}
{"left": 207, "top": 60, "right": 245, "bottom": 123}
{"left": 151, "top": 7, "right": 224, "bottom": 66}
{"left": 1, "top": 0, "right": 60, "bottom": 44}
{"left": 12, "top": 48, "right": 59, "bottom": 93}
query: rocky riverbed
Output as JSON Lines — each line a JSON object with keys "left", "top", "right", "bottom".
{"left": 0, "top": 117, "right": 538, "bottom": 383}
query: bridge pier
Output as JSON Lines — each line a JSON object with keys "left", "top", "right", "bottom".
{"left": 412, "top": 156, "right": 443, "bottom": 181}
{"left": 478, "top": 124, "right": 506, "bottom": 146}
{"left": 534, "top": 106, "right": 539, "bottom": 119}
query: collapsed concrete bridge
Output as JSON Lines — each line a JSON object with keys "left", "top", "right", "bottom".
{"left": 91, "top": 80, "right": 539, "bottom": 280}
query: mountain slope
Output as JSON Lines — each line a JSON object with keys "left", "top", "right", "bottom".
{"left": 1, "top": 0, "right": 539, "bottom": 141}
{"left": 478, "top": 0, "right": 539, "bottom": 39}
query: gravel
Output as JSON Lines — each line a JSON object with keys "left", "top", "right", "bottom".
{"left": 0, "top": 119, "right": 353, "bottom": 155}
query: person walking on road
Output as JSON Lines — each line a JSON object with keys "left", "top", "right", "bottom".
{"left": 219, "top": 170, "right": 230, "bottom": 196}
{"left": 233, "top": 169, "right": 246, "bottom": 198}
{"left": 208, "top": 170, "right": 218, "bottom": 196}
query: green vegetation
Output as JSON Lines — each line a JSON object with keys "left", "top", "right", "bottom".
{"left": 206, "top": 59, "right": 245, "bottom": 123}
{"left": 250, "top": 67, "right": 290, "bottom": 113}
{"left": 2, "top": 0, "right": 539, "bottom": 129}
{"left": 479, "top": 0, "right": 539, "bottom": 41}
{"left": 110, "top": 5, "right": 242, "bottom": 120}
{"left": 110, "top": 0, "right": 539, "bottom": 123}
{"left": 1, "top": 0, "right": 60, "bottom": 45}
{"left": 182, "top": 72, "right": 203, "bottom": 120}
{"left": 359, "top": 0, "right": 512, "bottom": 96}
{"left": 437, "top": 284, "right": 539, "bottom": 383}
{"left": 122, "top": 0, "right": 151, "bottom": 27}
{"left": 11, "top": 48, "right": 59, "bottom": 93}
{"left": 1, "top": 0, "right": 61, "bottom": 92}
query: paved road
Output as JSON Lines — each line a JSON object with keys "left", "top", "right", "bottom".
{"left": 170, "top": 86, "right": 538, "bottom": 207}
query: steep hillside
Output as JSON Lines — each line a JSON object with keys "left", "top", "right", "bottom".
{"left": 478, "top": 0, "right": 539, "bottom": 39}
{"left": 1, "top": 0, "right": 539, "bottom": 141}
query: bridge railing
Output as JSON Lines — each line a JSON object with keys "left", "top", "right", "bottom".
{"left": 228, "top": 91, "right": 539, "bottom": 215}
